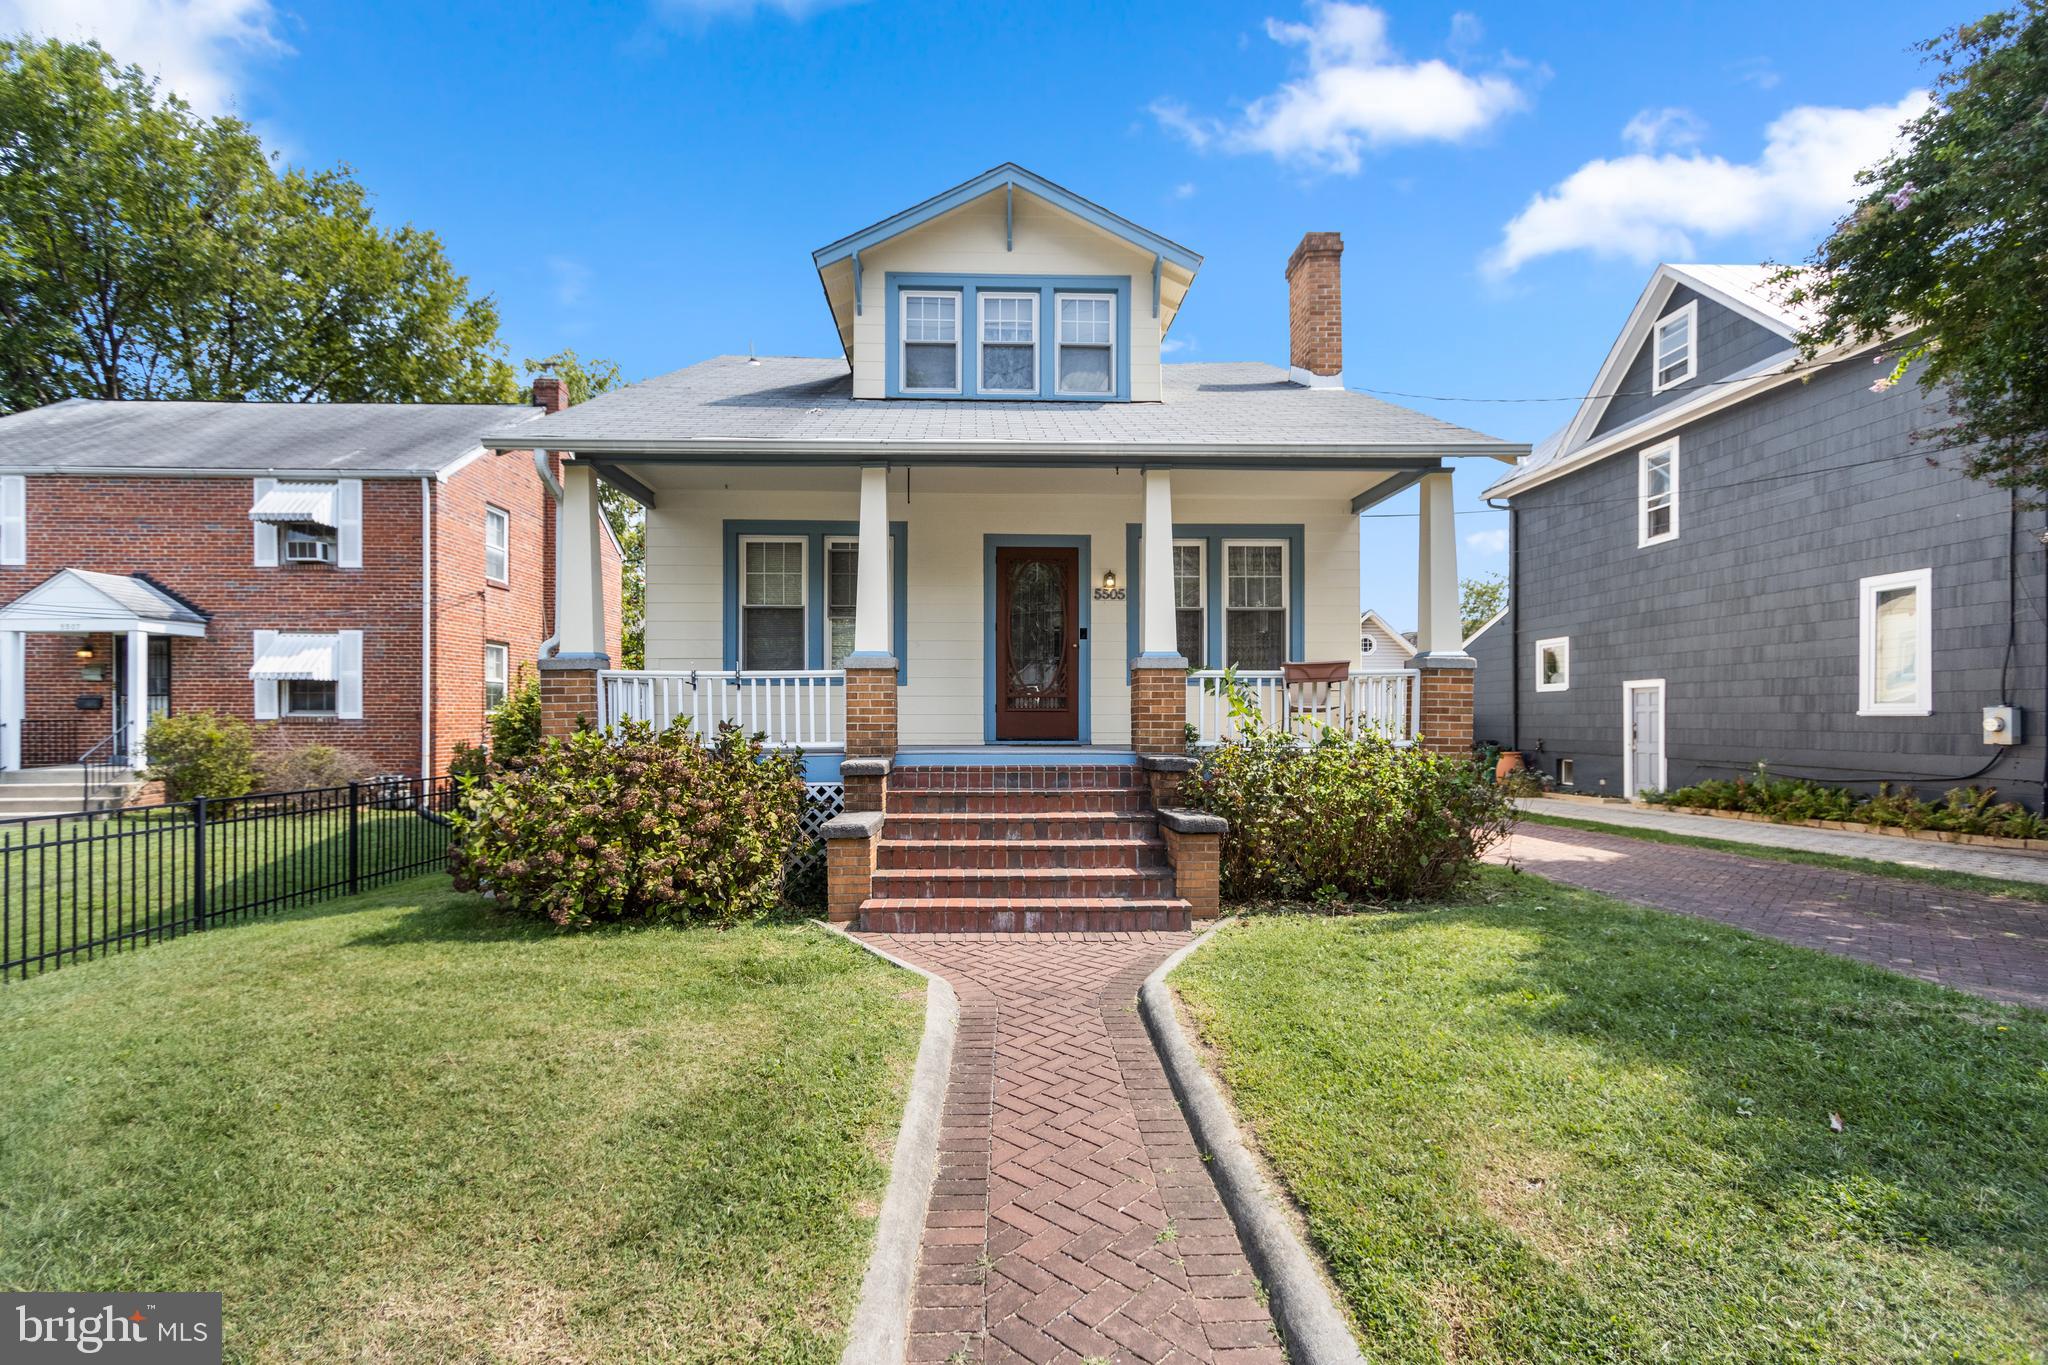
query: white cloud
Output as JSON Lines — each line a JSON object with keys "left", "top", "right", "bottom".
{"left": 654, "top": 0, "right": 861, "bottom": 21}
{"left": 1621, "top": 106, "right": 1705, "bottom": 154}
{"left": 1729, "top": 56, "right": 1781, "bottom": 91}
{"left": 0, "top": 0, "right": 289, "bottom": 114}
{"left": 1464, "top": 527, "right": 1508, "bottom": 555}
{"left": 1173, "top": 181, "right": 1198, "bottom": 199}
{"left": 1485, "top": 91, "right": 1930, "bottom": 277}
{"left": 1161, "top": 335, "right": 1197, "bottom": 355}
{"left": 1152, "top": 2, "right": 1525, "bottom": 174}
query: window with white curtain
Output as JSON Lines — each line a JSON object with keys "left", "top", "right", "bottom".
{"left": 1056, "top": 294, "right": 1115, "bottom": 394}
{"left": 740, "top": 538, "right": 806, "bottom": 670}
{"left": 901, "top": 291, "right": 960, "bottom": 392}
{"left": 1172, "top": 541, "right": 1205, "bottom": 668}
{"left": 1223, "top": 541, "right": 1286, "bottom": 669}
{"left": 1859, "top": 568, "right": 1932, "bottom": 715}
{"left": 978, "top": 293, "right": 1038, "bottom": 393}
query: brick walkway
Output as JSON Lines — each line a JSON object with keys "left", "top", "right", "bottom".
{"left": 857, "top": 931, "right": 1284, "bottom": 1364}
{"left": 1496, "top": 823, "right": 2048, "bottom": 1010}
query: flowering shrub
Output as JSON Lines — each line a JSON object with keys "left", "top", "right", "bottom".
{"left": 449, "top": 720, "right": 806, "bottom": 928}
{"left": 1647, "top": 762, "right": 2048, "bottom": 839}
{"left": 1182, "top": 674, "right": 1514, "bottom": 904}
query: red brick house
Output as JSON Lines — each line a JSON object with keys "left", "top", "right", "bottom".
{"left": 0, "top": 380, "right": 623, "bottom": 787}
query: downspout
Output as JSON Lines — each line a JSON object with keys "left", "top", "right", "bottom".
{"left": 1488, "top": 495, "right": 1518, "bottom": 758}
{"left": 420, "top": 476, "right": 433, "bottom": 778}
{"left": 534, "top": 448, "right": 563, "bottom": 659}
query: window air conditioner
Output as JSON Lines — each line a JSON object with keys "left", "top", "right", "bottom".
{"left": 284, "top": 530, "right": 335, "bottom": 563}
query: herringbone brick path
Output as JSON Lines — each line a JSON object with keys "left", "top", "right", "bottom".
{"left": 1496, "top": 823, "right": 2048, "bottom": 1010}
{"left": 858, "top": 931, "right": 1285, "bottom": 1364}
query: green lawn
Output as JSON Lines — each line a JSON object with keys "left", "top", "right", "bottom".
{"left": 0, "top": 876, "right": 924, "bottom": 1363}
{"left": 1521, "top": 809, "right": 2048, "bottom": 905}
{"left": 1172, "top": 868, "right": 2048, "bottom": 1364}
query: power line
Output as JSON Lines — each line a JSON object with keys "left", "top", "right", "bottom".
{"left": 1354, "top": 348, "right": 1877, "bottom": 406}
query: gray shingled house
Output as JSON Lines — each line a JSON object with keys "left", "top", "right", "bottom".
{"left": 1478, "top": 264, "right": 2045, "bottom": 808}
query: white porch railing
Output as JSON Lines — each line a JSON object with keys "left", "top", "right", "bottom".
{"left": 598, "top": 670, "right": 845, "bottom": 750}
{"left": 1185, "top": 669, "right": 1418, "bottom": 747}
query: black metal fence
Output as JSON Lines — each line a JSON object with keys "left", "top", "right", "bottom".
{"left": 1, "top": 776, "right": 459, "bottom": 982}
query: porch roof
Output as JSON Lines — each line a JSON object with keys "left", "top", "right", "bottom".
{"left": 478, "top": 359, "right": 1527, "bottom": 466}
{"left": 0, "top": 570, "right": 208, "bottom": 637}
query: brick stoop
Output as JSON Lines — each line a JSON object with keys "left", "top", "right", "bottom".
{"left": 856, "top": 764, "right": 1195, "bottom": 932}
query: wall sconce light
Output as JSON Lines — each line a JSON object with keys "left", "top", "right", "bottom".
{"left": 1101, "top": 569, "right": 1117, "bottom": 591}
{"left": 72, "top": 639, "right": 94, "bottom": 660}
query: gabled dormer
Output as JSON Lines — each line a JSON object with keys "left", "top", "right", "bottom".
{"left": 811, "top": 164, "right": 1202, "bottom": 403}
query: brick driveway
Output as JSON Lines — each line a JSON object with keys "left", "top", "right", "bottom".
{"left": 856, "top": 931, "right": 1284, "bottom": 1364}
{"left": 1496, "top": 823, "right": 2048, "bottom": 1010}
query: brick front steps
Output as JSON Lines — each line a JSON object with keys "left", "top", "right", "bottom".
{"left": 855, "top": 764, "right": 1194, "bottom": 932}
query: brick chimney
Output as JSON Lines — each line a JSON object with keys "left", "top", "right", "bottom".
{"left": 1284, "top": 232, "right": 1344, "bottom": 388}
{"left": 531, "top": 374, "right": 567, "bottom": 413}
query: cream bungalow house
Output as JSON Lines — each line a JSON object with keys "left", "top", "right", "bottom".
{"left": 485, "top": 165, "right": 1523, "bottom": 930}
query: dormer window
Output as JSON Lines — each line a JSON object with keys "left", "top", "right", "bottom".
{"left": 978, "top": 293, "right": 1038, "bottom": 393}
{"left": 1057, "top": 294, "right": 1115, "bottom": 395}
{"left": 1651, "top": 300, "right": 1697, "bottom": 393}
{"left": 901, "top": 291, "right": 960, "bottom": 393}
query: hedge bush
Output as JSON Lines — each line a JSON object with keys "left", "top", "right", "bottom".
{"left": 1648, "top": 762, "right": 2048, "bottom": 839}
{"left": 1182, "top": 675, "right": 1514, "bottom": 904}
{"left": 145, "top": 710, "right": 259, "bottom": 802}
{"left": 448, "top": 720, "right": 806, "bottom": 928}
{"left": 258, "top": 742, "right": 379, "bottom": 792}
{"left": 487, "top": 668, "right": 543, "bottom": 767}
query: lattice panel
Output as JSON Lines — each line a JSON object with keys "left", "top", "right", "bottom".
{"left": 787, "top": 782, "right": 844, "bottom": 885}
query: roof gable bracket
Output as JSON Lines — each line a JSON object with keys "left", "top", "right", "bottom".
{"left": 1005, "top": 184, "right": 1013, "bottom": 251}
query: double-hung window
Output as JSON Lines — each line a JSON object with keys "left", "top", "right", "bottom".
{"left": 740, "top": 537, "right": 807, "bottom": 670}
{"left": 1172, "top": 541, "right": 1206, "bottom": 668}
{"left": 978, "top": 293, "right": 1038, "bottom": 394}
{"left": 901, "top": 291, "right": 960, "bottom": 393}
{"left": 1652, "top": 301, "right": 1697, "bottom": 392}
{"left": 1223, "top": 542, "right": 1287, "bottom": 670}
{"left": 484, "top": 506, "right": 509, "bottom": 582}
{"left": 1056, "top": 294, "right": 1115, "bottom": 395}
{"left": 825, "top": 537, "right": 859, "bottom": 668}
{"left": 1859, "top": 568, "right": 1932, "bottom": 716}
{"left": 483, "top": 642, "right": 509, "bottom": 711}
{"left": 1638, "top": 438, "right": 1679, "bottom": 546}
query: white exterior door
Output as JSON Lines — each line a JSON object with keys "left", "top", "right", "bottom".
{"left": 1623, "top": 680, "right": 1666, "bottom": 798}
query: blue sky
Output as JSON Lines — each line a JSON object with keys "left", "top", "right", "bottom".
{"left": 7, "top": 0, "right": 1949, "bottom": 629}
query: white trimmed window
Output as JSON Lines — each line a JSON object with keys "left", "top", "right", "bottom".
{"left": 1652, "top": 300, "right": 1697, "bottom": 392}
{"left": 484, "top": 506, "right": 509, "bottom": 582}
{"left": 740, "top": 537, "right": 806, "bottom": 670}
{"left": 825, "top": 537, "right": 859, "bottom": 669}
{"left": 285, "top": 679, "right": 337, "bottom": 716}
{"left": 1223, "top": 541, "right": 1287, "bottom": 670}
{"left": 1172, "top": 541, "right": 1205, "bottom": 668}
{"left": 483, "top": 642, "right": 509, "bottom": 711}
{"left": 250, "top": 629, "right": 361, "bottom": 720}
{"left": 1859, "top": 568, "right": 1933, "bottom": 716}
{"left": 1638, "top": 438, "right": 1679, "bottom": 546}
{"left": 1535, "top": 637, "right": 1570, "bottom": 692}
{"left": 0, "top": 474, "right": 25, "bottom": 565}
{"left": 978, "top": 293, "right": 1038, "bottom": 394}
{"left": 901, "top": 291, "right": 960, "bottom": 393}
{"left": 1056, "top": 294, "right": 1115, "bottom": 395}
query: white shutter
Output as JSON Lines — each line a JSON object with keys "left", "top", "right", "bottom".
{"left": 337, "top": 629, "right": 363, "bottom": 719}
{"left": 337, "top": 479, "right": 363, "bottom": 568}
{"left": 251, "top": 630, "right": 279, "bottom": 719}
{"left": 252, "top": 479, "right": 278, "bottom": 567}
{"left": 0, "top": 475, "right": 24, "bottom": 565}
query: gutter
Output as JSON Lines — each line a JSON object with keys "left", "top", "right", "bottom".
{"left": 533, "top": 448, "right": 562, "bottom": 660}
{"left": 476, "top": 438, "right": 1529, "bottom": 466}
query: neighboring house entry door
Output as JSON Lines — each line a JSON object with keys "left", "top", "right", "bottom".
{"left": 1623, "top": 679, "right": 1666, "bottom": 797}
{"left": 995, "top": 546, "right": 1080, "bottom": 741}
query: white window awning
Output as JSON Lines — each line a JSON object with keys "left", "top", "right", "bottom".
{"left": 249, "top": 482, "right": 338, "bottom": 528}
{"left": 249, "top": 632, "right": 338, "bottom": 681}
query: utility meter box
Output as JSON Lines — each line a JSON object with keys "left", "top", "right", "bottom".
{"left": 1982, "top": 705, "right": 2021, "bottom": 746}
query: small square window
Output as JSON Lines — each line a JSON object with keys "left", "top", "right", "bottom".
{"left": 1558, "top": 758, "right": 1576, "bottom": 786}
{"left": 484, "top": 506, "right": 510, "bottom": 582}
{"left": 1535, "top": 637, "right": 1570, "bottom": 692}
{"left": 283, "top": 680, "right": 337, "bottom": 716}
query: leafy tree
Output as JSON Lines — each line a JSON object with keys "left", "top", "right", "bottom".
{"left": 524, "top": 350, "right": 645, "bottom": 668}
{"left": 0, "top": 38, "right": 516, "bottom": 411}
{"left": 1460, "top": 573, "right": 1507, "bottom": 640}
{"left": 1788, "top": 5, "right": 2048, "bottom": 495}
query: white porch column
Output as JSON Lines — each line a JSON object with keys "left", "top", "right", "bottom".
{"left": 556, "top": 461, "right": 606, "bottom": 658}
{"left": 125, "top": 629, "right": 148, "bottom": 765}
{"left": 1139, "top": 468, "right": 1178, "bottom": 659}
{"left": 0, "top": 630, "right": 21, "bottom": 771}
{"left": 1415, "top": 471, "right": 1461, "bottom": 656}
{"left": 852, "top": 465, "right": 891, "bottom": 658}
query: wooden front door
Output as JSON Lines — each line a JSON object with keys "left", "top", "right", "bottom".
{"left": 995, "top": 546, "right": 1080, "bottom": 740}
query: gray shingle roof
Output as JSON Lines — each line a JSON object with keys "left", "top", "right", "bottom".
{"left": 479, "top": 358, "right": 1523, "bottom": 459}
{"left": 70, "top": 570, "right": 208, "bottom": 626}
{"left": 0, "top": 399, "right": 543, "bottom": 476}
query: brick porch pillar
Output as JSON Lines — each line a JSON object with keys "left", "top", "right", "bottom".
{"left": 1130, "top": 661, "right": 1188, "bottom": 757}
{"left": 537, "top": 653, "right": 607, "bottom": 741}
{"left": 821, "top": 810, "right": 884, "bottom": 924}
{"left": 1407, "top": 654, "right": 1475, "bottom": 756}
{"left": 842, "top": 660, "right": 898, "bottom": 759}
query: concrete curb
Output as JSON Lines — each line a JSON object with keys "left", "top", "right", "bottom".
{"left": 1140, "top": 929, "right": 1369, "bottom": 1365}
{"left": 821, "top": 923, "right": 960, "bottom": 1365}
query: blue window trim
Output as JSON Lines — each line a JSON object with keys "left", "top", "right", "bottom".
{"left": 1123, "top": 523, "right": 1306, "bottom": 668}
{"left": 886, "top": 272, "right": 1131, "bottom": 401}
{"left": 722, "top": 519, "right": 909, "bottom": 680}
{"left": 983, "top": 534, "right": 1092, "bottom": 744}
